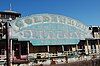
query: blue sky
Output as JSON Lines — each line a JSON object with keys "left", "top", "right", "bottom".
{"left": 0, "top": 0, "right": 100, "bottom": 26}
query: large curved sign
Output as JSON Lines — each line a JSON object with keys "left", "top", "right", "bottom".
{"left": 10, "top": 14, "right": 92, "bottom": 46}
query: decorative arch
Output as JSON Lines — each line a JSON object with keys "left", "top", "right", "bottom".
{"left": 10, "top": 14, "right": 92, "bottom": 46}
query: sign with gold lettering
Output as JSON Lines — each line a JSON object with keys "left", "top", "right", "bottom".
{"left": 10, "top": 14, "right": 93, "bottom": 46}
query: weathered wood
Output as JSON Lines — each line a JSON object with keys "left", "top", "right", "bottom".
{"left": 34, "top": 58, "right": 100, "bottom": 66}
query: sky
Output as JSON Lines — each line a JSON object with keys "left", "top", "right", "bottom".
{"left": 0, "top": 0, "right": 100, "bottom": 26}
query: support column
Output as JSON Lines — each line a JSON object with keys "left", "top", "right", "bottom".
{"left": 96, "top": 44, "right": 99, "bottom": 53}
{"left": 97, "top": 39, "right": 100, "bottom": 54}
{"left": 6, "top": 22, "right": 10, "bottom": 66}
{"left": 86, "top": 39, "right": 89, "bottom": 55}
{"left": 10, "top": 39, "right": 12, "bottom": 66}
{"left": 5, "top": 50, "right": 6, "bottom": 56}
{"left": 47, "top": 46, "right": 50, "bottom": 59}
{"left": 62, "top": 45, "right": 64, "bottom": 52}
{"left": 27, "top": 42, "right": 30, "bottom": 60}
{"left": 75, "top": 44, "right": 78, "bottom": 51}
{"left": 47, "top": 46, "right": 49, "bottom": 53}
{"left": 9, "top": 24, "right": 12, "bottom": 66}
{"left": 27, "top": 42, "right": 30, "bottom": 66}
{"left": 19, "top": 44, "right": 21, "bottom": 59}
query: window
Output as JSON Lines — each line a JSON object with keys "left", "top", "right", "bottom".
{"left": 21, "top": 44, "right": 27, "bottom": 55}
{"left": 6, "top": 15, "right": 10, "bottom": 19}
{"left": 11, "top": 15, "right": 15, "bottom": 20}
{"left": 0, "top": 14, "right": 1, "bottom": 18}
{"left": 1, "top": 14, "right": 5, "bottom": 18}
{"left": 1, "top": 49, "right": 5, "bottom": 55}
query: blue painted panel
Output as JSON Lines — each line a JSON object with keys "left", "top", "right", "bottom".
{"left": 10, "top": 14, "right": 93, "bottom": 46}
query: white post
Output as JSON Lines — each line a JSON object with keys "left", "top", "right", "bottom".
{"left": 62, "top": 45, "right": 64, "bottom": 52}
{"left": 9, "top": 23, "right": 12, "bottom": 66}
{"left": 97, "top": 40, "right": 100, "bottom": 54}
{"left": 27, "top": 41, "right": 29, "bottom": 66}
{"left": 47, "top": 46, "right": 49, "bottom": 53}
{"left": 10, "top": 39, "right": 12, "bottom": 66}
{"left": 47, "top": 46, "right": 50, "bottom": 59}
{"left": 96, "top": 44, "right": 99, "bottom": 53}
{"left": 86, "top": 39, "right": 89, "bottom": 55}
{"left": 27, "top": 42, "right": 30, "bottom": 60}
